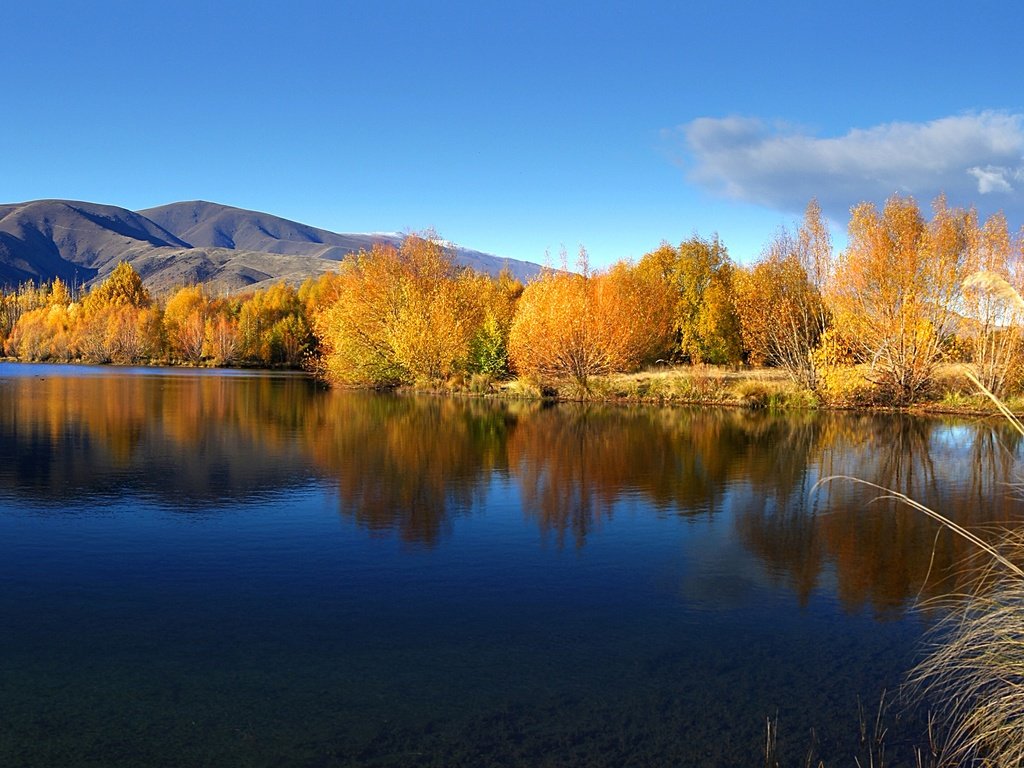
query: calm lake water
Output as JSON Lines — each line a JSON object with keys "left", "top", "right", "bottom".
{"left": 1, "top": 363, "right": 1021, "bottom": 767}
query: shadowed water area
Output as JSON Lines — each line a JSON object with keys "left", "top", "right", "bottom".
{"left": 1, "top": 364, "right": 1022, "bottom": 767}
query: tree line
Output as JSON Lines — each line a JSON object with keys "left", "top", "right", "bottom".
{"left": 0, "top": 262, "right": 317, "bottom": 368}
{"left": 311, "top": 197, "right": 1024, "bottom": 406}
{"left": 2, "top": 195, "right": 1022, "bottom": 406}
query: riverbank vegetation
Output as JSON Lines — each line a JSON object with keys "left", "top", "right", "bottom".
{"left": 0, "top": 262, "right": 316, "bottom": 368}
{"left": 4, "top": 194, "right": 1024, "bottom": 412}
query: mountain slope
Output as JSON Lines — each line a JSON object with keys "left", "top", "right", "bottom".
{"left": 139, "top": 200, "right": 375, "bottom": 259}
{"left": 0, "top": 198, "right": 542, "bottom": 292}
{"left": 0, "top": 199, "right": 190, "bottom": 286}
{"left": 141, "top": 201, "right": 543, "bottom": 281}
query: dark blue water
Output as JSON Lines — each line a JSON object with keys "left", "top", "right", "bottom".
{"left": 0, "top": 363, "right": 1019, "bottom": 767}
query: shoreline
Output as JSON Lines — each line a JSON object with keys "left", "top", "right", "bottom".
{"left": 3, "top": 357, "right": 1018, "bottom": 418}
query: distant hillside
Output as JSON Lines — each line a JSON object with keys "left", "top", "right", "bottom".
{"left": 141, "top": 201, "right": 542, "bottom": 282}
{"left": 139, "top": 201, "right": 385, "bottom": 260}
{"left": 0, "top": 198, "right": 543, "bottom": 293}
{"left": 0, "top": 200, "right": 188, "bottom": 287}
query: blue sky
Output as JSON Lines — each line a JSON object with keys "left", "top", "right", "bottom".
{"left": 4, "top": 1, "right": 1024, "bottom": 268}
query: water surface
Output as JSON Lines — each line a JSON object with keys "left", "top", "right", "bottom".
{"left": 1, "top": 363, "right": 1020, "bottom": 767}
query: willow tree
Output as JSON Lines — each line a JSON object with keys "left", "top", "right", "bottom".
{"left": 508, "top": 257, "right": 673, "bottom": 393}
{"left": 829, "top": 195, "right": 968, "bottom": 405}
{"left": 466, "top": 269, "right": 523, "bottom": 377}
{"left": 313, "top": 234, "right": 483, "bottom": 386}
{"left": 637, "top": 235, "right": 742, "bottom": 365}
{"left": 735, "top": 200, "right": 832, "bottom": 389}
{"left": 961, "top": 211, "right": 1024, "bottom": 397}
{"left": 163, "top": 285, "right": 211, "bottom": 364}
{"left": 74, "top": 262, "right": 158, "bottom": 364}
{"left": 236, "top": 283, "right": 312, "bottom": 366}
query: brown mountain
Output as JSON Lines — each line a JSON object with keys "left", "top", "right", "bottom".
{"left": 0, "top": 199, "right": 543, "bottom": 293}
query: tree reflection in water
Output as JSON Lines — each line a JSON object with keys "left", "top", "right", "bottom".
{"left": 310, "top": 392, "right": 517, "bottom": 545}
{"left": 1, "top": 365, "right": 1021, "bottom": 614}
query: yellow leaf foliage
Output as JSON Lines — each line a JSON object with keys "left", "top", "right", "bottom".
{"left": 313, "top": 234, "right": 485, "bottom": 386}
{"left": 508, "top": 259, "right": 673, "bottom": 392}
{"left": 829, "top": 195, "right": 968, "bottom": 405}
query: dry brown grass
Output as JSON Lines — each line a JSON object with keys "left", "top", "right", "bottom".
{"left": 911, "top": 527, "right": 1024, "bottom": 767}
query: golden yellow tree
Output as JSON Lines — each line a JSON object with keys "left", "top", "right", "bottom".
{"left": 82, "top": 262, "right": 150, "bottom": 314}
{"left": 508, "top": 256, "right": 673, "bottom": 393}
{"left": 65, "top": 263, "right": 157, "bottom": 364}
{"left": 5, "top": 304, "right": 74, "bottom": 361}
{"left": 235, "top": 283, "right": 311, "bottom": 366}
{"left": 829, "top": 195, "right": 968, "bottom": 405}
{"left": 466, "top": 269, "right": 523, "bottom": 377}
{"left": 105, "top": 305, "right": 162, "bottom": 364}
{"left": 637, "top": 235, "right": 742, "bottom": 364}
{"left": 163, "top": 285, "right": 210, "bottom": 363}
{"left": 735, "top": 200, "right": 832, "bottom": 388}
{"left": 960, "top": 211, "right": 1024, "bottom": 396}
{"left": 313, "top": 234, "right": 484, "bottom": 386}
{"left": 204, "top": 311, "right": 240, "bottom": 365}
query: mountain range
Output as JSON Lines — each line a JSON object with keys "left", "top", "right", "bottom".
{"left": 0, "top": 199, "right": 543, "bottom": 293}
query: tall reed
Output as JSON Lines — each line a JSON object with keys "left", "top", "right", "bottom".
{"left": 911, "top": 527, "right": 1024, "bottom": 767}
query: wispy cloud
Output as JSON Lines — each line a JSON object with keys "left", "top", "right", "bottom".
{"left": 676, "top": 112, "right": 1024, "bottom": 220}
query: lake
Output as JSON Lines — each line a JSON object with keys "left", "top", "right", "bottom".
{"left": 1, "top": 363, "right": 1021, "bottom": 767}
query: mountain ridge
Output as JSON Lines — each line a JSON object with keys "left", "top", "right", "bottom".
{"left": 0, "top": 198, "right": 543, "bottom": 292}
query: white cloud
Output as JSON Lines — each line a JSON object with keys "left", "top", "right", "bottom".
{"left": 677, "top": 112, "right": 1024, "bottom": 220}
{"left": 967, "top": 165, "right": 1015, "bottom": 194}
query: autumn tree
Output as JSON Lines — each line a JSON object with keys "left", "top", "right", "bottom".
{"left": 203, "top": 315, "right": 237, "bottom": 365}
{"left": 107, "top": 305, "right": 162, "bottom": 364}
{"left": 5, "top": 304, "right": 75, "bottom": 361}
{"left": 467, "top": 269, "right": 523, "bottom": 377}
{"left": 0, "top": 293, "right": 11, "bottom": 351}
{"left": 163, "top": 285, "right": 211, "bottom": 363}
{"left": 508, "top": 255, "right": 673, "bottom": 392}
{"left": 829, "top": 195, "right": 968, "bottom": 405}
{"left": 82, "top": 262, "right": 150, "bottom": 314}
{"left": 71, "top": 263, "right": 157, "bottom": 364}
{"left": 734, "top": 200, "right": 832, "bottom": 388}
{"left": 235, "top": 283, "right": 313, "bottom": 367}
{"left": 637, "top": 235, "right": 742, "bottom": 365}
{"left": 313, "top": 234, "right": 484, "bottom": 386}
{"left": 960, "top": 211, "right": 1024, "bottom": 396}
{"left": 1, "top": 278, "right": 79, "bottom": 360}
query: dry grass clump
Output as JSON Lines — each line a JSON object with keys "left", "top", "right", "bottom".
{"left": 817, "top": 472, "right": 1024, "bottom": 766}
{"left": 594, "top": 365, "right": 820, "bottom": 407}
{"left": 910, "top": 527, "right": 1024, "bottom": 768}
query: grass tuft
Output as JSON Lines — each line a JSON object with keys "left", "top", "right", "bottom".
{"left": 910, "top": 527, "right": 1024, "bottom": 767}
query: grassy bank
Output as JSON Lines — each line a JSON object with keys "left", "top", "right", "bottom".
{"left": 420, "top": 364, "right": 1024, "bottom": 416}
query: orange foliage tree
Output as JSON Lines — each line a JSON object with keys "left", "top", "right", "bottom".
{"left": 163, "top": 285, "right": 211, "bottom": 364}
{"left": 960, "top": 211, "right": 1024, "bottom": 396}
{"left": 74, "top": 263, "right": 158, "bottom": 364}
{"left": 734, "top": 200, "right": 832, "bottom": 388}
{"left": 313, "top": 234, "right": 484, "bottom": 386}
{"left": 2, "top": 279, "right": 72, "bottom": 358}
{"left": 637, "top": 235, "right": 742, "bottom": 365}
{"left": 6, "top": 304, "right": 74, "bottom": 361}
{"left": 508, "top": 255, "right": 673, "bottom": 392}
{"left": 829, "top": 195, "right": 968, "bottom": 405}
{"left": 202, "top": 297, "right": 240, "bottom": 366}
